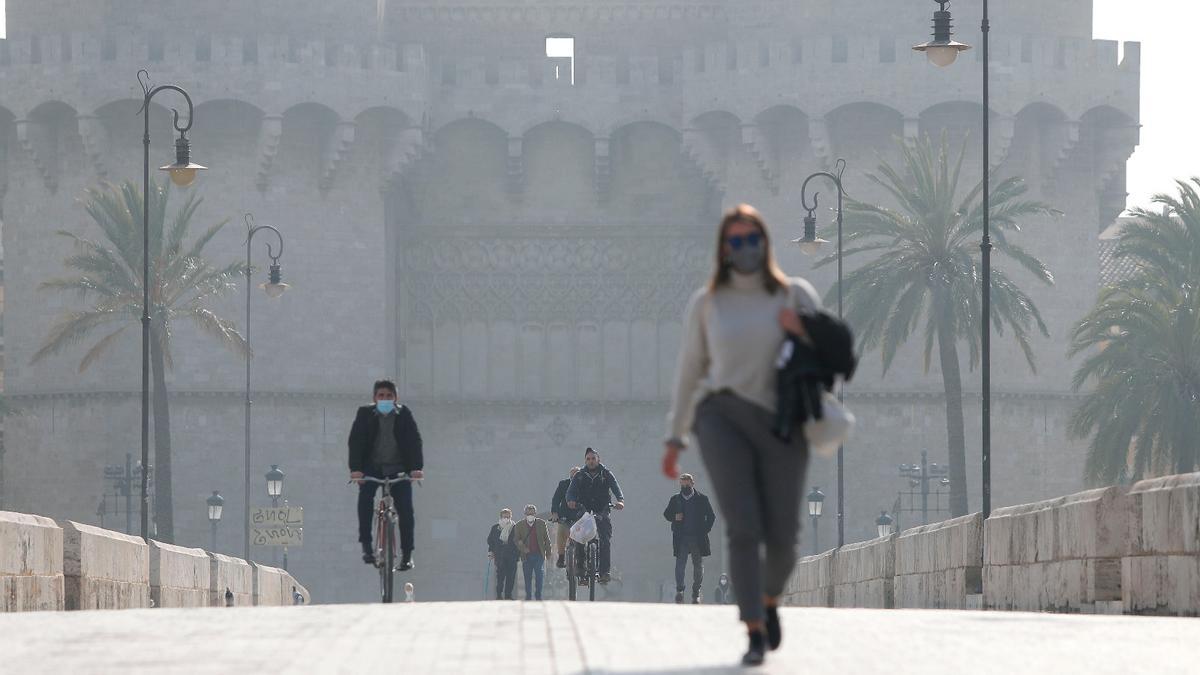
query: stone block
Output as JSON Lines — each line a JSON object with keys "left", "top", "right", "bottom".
{"left": 832, "top": 534, "right": 895, "bottom": 609}
{"left": 783, "top": 549, "right": 835, "bottom": 607}
{"left": 894, "top": 513, "right": 983, "bottom": 609}
{"left": 209, "top": 553, "right": 254, "bottom": 607}
{"left": 1123, "top": 473, "right": 1200, "bottom": 616}
{"left": 148, "top": 540, "right": 210, "bottom": 608}
{"left": 281, "top": 572, "right": 312, "bottom": 605}
{"left": 251, "top": 563, "right": 286, "bottom": 606}
{"left": 983, "top": 486, "right": 1128, "bottom": 611}
{"left": 60, "top": 520, "right": 150, "bottom": 610}
{"left": 0, "top": 511, "right": 65, "bottom": 612}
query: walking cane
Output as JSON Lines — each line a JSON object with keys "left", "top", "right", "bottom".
{"left": 483, "top": 560, "right": 492, "bottom": 600}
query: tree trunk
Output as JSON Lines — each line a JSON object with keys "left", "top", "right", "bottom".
{"left": 150, "top": 320, "right": 174, "bottom": 543}
{"left": 937, "top": 316, "right": 970, "bottom": 517}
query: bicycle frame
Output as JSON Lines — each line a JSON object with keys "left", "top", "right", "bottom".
{"left": 352, "top": 474, "right": 416, "bottom": 604}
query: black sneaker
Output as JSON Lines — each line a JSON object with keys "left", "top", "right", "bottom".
{"left": 556, "top": 554, "right": 566, "bottom": 569}
{"left": 398, "top": 551, "right": 414, "bottom": 571}
{"left": 361, "top": 543, "right": 376, "bottom": 565}
{"left": 598, "top": 573, "right": 611, "bottom": 584}
{"left": 674, "top": 590, "right": 685, "bottom": 604}
{"left": 765, "top": 606, "right": 782, "bottom": 650}
{"left": 742, "top": 630, "right": 766, "bottom": 666}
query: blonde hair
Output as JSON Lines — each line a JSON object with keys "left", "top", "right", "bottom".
{"left": 708, "top": 203, "right": 789, "bottom": 294}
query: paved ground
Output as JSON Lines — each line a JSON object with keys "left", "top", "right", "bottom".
{"left": 3, "top": 602, "right": 1198, "bottom": 674}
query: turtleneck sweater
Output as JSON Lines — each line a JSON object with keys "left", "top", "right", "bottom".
{"left": 666, "top": 271, "right": 821, "bottom": 443}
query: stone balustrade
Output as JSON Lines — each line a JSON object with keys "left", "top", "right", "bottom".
{"left": 0, "top": 511, "right": 65, "bottom": 611}
{"left": 779, "top": 473, "right": 1200, "bottom": 616}
{"left": 1122, "top": 473, "right": 1200, "bottom": 616}
{"left": 0, "top": 510, "right": 311, "bottom": 612}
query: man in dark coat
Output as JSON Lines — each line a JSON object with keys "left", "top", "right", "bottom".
{"left": 566, "top": 447, "right": 625, "bottom": 583}
{"left": 662, "top": 473, "right": 716, "bottom": 604}
{"left": 487, "top": 508, "right": 518, "bottom": 600}
{"left": 549, "top": 466, "right": 581, "bottom": 568}
{"left": 348, "top": 379, "right": 424, "bottom": 569}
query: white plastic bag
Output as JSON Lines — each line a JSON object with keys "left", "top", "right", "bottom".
{"left": 804, "top": 391, "right": 855, "bottom": 458}
{"left": 570, "top": 511, "right": 598, "bottom": 544}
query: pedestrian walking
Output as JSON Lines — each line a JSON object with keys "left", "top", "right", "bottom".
{"left": 549, "top": 467, "right": 582, "bottom": 568}
{"left": 513, "top": 504, "right": 553, "bottom": 600}
{"left": 487, "top": 508, "right": 519, "bottom": 600}
{"left": 662, "top": 473, "right": 716, "bottom": 604}
{"left": 662, "top": 204, "right": 823, "bottom": 666}
{"left": 714, "top": 573, "right": 735, "bottom": 605}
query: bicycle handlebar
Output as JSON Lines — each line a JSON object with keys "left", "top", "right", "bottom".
{"left": 348, "top": 474, "right": 420, "bottom": 485}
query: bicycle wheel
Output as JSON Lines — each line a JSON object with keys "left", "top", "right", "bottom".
{"left": 379, "top": 511, "right": 395, "bottom": 603}
{"left": 565, "top": 542, "right": 577, "bottom": 601}
{"left": 587, "top": 541, "right": 598, "bottom": 602}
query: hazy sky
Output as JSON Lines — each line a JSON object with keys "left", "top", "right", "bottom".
{"left": 0, "top": 1, "right": 1190, "bottom": 208}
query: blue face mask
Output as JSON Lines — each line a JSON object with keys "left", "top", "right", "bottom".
{"left": 376, "top": 400, "right": 396, "bottom": 415}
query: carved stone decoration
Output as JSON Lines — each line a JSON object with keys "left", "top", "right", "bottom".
{"left": 740, "top": 123, "right": 778, "bottom": 194}
{"left": 594, "top": 136, "right": 612, "bottom": 205}
{"left": 15, "top": 119, "right": 57, "bottom": 193}
{"left": 546, "top": 415, "right": 572, "bottom": 446}
{"left": 319, "top": 120, "right": 357, "bottom": 192}
{"left": 75, "top": 115, "right": 110, "bottom": 180}
{"left": 1093, "top": 124, "right": 1140, "bottom": 193}
{"left": 680, "top": 127, "right": 726, "bottom": 194}
{"left": 506, "top": 136, "right": 524, "bottom": 203}
{"left": 255, "top": 114, "right": 283, "bottom": 191}
{"left": 807, "top": 116, "right": 832, "bottom": 167}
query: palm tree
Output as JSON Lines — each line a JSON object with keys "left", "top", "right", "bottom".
{"left": 1069, "top": 179, "right": 1200, "bottom": 484}
{"left": 822, "top": 135, "right": 1058, "bottom": 516}
{"left": 33, "top": 180, "right": 247, "bottom": 542}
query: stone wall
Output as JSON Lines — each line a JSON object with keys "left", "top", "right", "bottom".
{"left": 149, "top": 540, "right": 211, "bottom": 608}
{"left": 984, "top": 486, "right": 1127, "bottom": 612}
{"left": 833, "top": 534, "right": 895, "bottom": 609}
{"left": 209, "top": 552, "right": 254, "bottom": 607}
{"left": 251, "top": 563, "right": 286, "bottom": 606}
{"left": 1123, "top": 473, "right": 1200, "bottom": 616}
{"left": 0, "top": 511, "right": 64, "bottom": 611}
{"left": 782, "top": 549, "right": 835, "bottom": 608}
{"left": 893, "top": 513, "right": 984, "bottom": 610}
{"left": 61, "top": 520, "right": 150, "bottom": 610}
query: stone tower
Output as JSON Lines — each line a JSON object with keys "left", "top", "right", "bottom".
{"left": 0, "top": 0, "right": 1139, "bottom": 601}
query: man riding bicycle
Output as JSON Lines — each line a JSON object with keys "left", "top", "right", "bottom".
{"left": 549, "top": 466, "right": 581, "bottom": 568}
{"left": 565, "top": 447, "right": 625, "bottom": 583}
{"left": 348, "top": 379, "right": 424, "bottom": 570}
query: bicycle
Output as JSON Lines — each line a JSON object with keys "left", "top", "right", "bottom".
{"left": 564, "top": 507, "right": 614, "bottom": 602}
{"left": 349, "top": 473, "right": 418, "bottom": 603}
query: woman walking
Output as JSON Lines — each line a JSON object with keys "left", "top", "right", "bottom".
{"left": 662, "top": 203, "right": 820, "bottom": 666}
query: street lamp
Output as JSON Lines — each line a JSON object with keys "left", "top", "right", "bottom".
{"left": 207, "top": 490, "right": 224, "bottom": 551}
{"left": 243, "top": 214, "right": 289, "bottom": 560}
{"left": 795, "top": 158, "right": 848, "bottom": 548}
{"left": 876, "top": 511, "right": 894, "bottom": 539}
{"left": 136, "top": 70, "right": 206, "bottom": 542}
{"left": 914, "top": 0, "right": 993, "bottom": 518}
{"left": 806, "top": 486, "right": 825, "bottom": 554}
{"left": 265, "top": 465, "right": 285, "bottom": 507}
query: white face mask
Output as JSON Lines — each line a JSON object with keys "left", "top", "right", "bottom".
{"left": 525, "top": 515, "right": 536, "bottom": 524}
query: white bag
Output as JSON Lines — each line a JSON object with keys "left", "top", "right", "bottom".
{"left": 570, "top": 511, "right": 598, "bottom": 544}
{"left": 804, "top": 390, "right": 855, "bottom": 457}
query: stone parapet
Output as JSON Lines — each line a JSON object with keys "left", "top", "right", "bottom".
{"left": 894, "top": 513, "right": 983, "bottom": 609}
{"left": 782, "top": 549, "right": 835, "bottom": 607}
{"left": 1122, "top": 472, "right": 1200, "bottom": 616}
{"left": 0, "top": 511, "right": 65, "bottom": 612}
{"left": 832, "top": 534, "right": 895, "bottom": 609}
{"left": 149, "top": 540, "right": 211, "bottom": 608}
{"left": 251, "top": 563, "right": 287, "bottom": 606}
{"left": 984, "top": 486, "right": 1128, "bottom": 612}
{"left": 282, "top": 572, "right": 312, "bottom": 605}
{"left": 209, "top": 553, "right": 254, "bottom": 607}
{"left": 60, "top": 520, "right": 150, "bottom": 610}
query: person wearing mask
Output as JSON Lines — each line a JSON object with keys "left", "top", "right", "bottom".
{"left": 487, "top": 508, "right": 519, "bottom": 600}
{"left": 714, "top": 573, "right": 735, "bottom": 605}
{"left": 662, "top": 204, "right": 820, "bottom": 666}
{"left": 566, "top": 447, "right": 625, "bottom": 584}
{"left": 662, "top": 473, "right": 716, "bottom": 604}
{"left": 549, "top": 467, "right": 582, "bottom": 568}
{"left": 348, "top": 379, "right": 424, "bottom": 570}
{"left": 512, "top": 504, "right": 553, "bottom": 601}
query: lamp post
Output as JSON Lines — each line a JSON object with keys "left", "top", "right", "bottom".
{"left": 243, "top": 215, "right": 289, "bottom": 560}
{"left": 265, "top": 464, "right": 285, "bottom": 567}
{"left": 207, "top": 491, "right": 224, "bottom": 552}
{"left": 795, "top": 158, "right": 848, "bottom": 548}
{"left": 913, "top": 0, "right": 992, "bottom": 518}
{"left": 806, "top": 486, "right": 825, "bottom": 555}
{"left": 136, "top": 70, "right": 206, "bottom": 541}
{"left": 875, "top": 510, "right": 894, "bottom": 539}
{"left": 899, "top": 450, "right": 951, "bottom": 525}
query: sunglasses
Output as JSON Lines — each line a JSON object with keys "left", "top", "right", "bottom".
{"left": 725, "top": 233, "right": 762, "bottom": 250}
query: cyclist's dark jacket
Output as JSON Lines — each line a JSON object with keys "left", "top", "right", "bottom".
{"left": 565, "top": 464, "right": 623, "bottom": 514}
{"left": 348, "top": 404, "right": 424, "bottom": 475}
{"left": 551, "top": 478, "right": 582, "bottom": 521}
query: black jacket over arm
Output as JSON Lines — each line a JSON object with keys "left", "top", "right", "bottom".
{"left": 347, "top": 404, "right": 424, "bottom": 475}
{"left": 662, "top": 491, "right": 716, "bottom": 557}
{"left": 551, "top": 478, "right": 580, "bottom": 520}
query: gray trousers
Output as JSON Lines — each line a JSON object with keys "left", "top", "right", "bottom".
{"left": 674, "top": 536, "right": 705, "bottom": 592}
{"left": 693, "top": 391, "right": 808, "bottom": 623}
